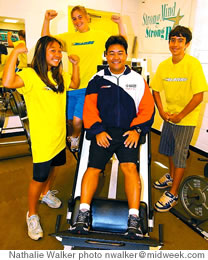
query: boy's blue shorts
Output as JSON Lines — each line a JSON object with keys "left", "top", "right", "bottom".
{"left": 66, "top": 88, "right": 86, "bottom": 120}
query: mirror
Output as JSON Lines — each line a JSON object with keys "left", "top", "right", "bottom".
{"left": 0, "top": 16, "right": 25, "bottom": 55}
{"left": 0, "top": 16, "right": 26, "bottom": 83}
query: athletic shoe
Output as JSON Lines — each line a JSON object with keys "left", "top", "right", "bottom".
{"left": 40, "top": 190, "right": 62, "bottom": 208}
{"left": 124, "top": 215, "right": 143, "bottom": 239}
{"left": 70, "top": 210, "right": 90, "bottom": 234}
{"left": 68, "top": 136, "right": 80, "bottom": 152}
{"left": 153, "top": 173, "right": 173, "bottom": 189}
{"left": 26, "top": 212, "right": 43, "bottom": 240}
{"left": 154, "top": 191, "right": 178, "bottom": 212}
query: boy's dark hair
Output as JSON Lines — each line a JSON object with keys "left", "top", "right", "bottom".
{"left": 105, "top": 35, "right": 128, "bottom": 54}
{"left": 169, "top": 25, "right": 192, "bottom": 43}
{"left": 31, "top": 36, "right": 64, "bottom": 93}
{"left": 18, "top": 30, "right": 25, "bottom": 39}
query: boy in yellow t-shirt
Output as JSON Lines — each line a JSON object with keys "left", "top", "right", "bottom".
{"left": 151, "top": 25, "right": 208, "bottom": 212}
{"left": 41, "top": 6, "right": 126, "bottom": 152}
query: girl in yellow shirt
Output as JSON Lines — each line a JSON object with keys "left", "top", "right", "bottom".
{"left": 3, "top": 36, "right": 80, "bottom": 240}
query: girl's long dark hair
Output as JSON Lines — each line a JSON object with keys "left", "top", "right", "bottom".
{"left": 31, "top": 36, "right": 64, "bottom": 93}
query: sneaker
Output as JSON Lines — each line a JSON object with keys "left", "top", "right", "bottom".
{"left": 124, "top": 215, "right": 143, "bottom": 239}
{"left": 154, "top": 191, "right": 178, "bottom": 212}
{"left": 70, "top": 210, "right": 90, "bottom": 234}
{"left": 26, "top": 212, "right": 43, "bottom": 240}
{"left": 68, "top": 136, "right": 80, "bottom": 152}
{"left": 153, "top": 173, "right": 173, "bottom": 189}
{"left": 40, "top": 190, "right": 62, "bottom": 208}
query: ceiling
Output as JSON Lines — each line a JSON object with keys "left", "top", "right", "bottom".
{"left": 0, "top": 16, "right": 25, "bottom": 24}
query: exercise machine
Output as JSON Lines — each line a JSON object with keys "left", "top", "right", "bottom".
{"left": 0, "top": 89, "right": 31, "bottom": 160}
{"left": 50, "top": 131, "right": 163, "bottom": 250}
{"left": 170, "top": 157, "right": 208, "bottom": 241}
{"left": 50, "top": 60, "right": 163, "bottom": 249}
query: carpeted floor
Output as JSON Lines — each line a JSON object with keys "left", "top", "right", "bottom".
{"left": 0, "top": 132, "right": 208, "bottom": 250}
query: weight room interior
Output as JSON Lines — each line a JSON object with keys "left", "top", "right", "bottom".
{"left": 0, "top": 0, "right": 208, "bottom": 250}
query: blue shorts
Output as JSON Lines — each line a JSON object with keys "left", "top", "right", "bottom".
{"left": 66, "top": 88, "right": 86, "bottom": 120}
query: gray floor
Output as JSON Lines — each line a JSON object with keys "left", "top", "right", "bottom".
{"left": 0, "top": 132, "right": 208, "bottom": 250}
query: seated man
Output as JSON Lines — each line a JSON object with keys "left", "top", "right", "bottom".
{"left": 70, "top": 35, "right": 155, "bottom": 239}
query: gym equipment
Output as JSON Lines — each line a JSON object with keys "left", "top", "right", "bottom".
{"left": 0, "top": 88, "right": 17, "bottom": 114}
{"left": 170, "top": 149, "right": 208, "bottom": 241}
{"left": 0, "top": 110, "right": 5, "bottom": 133}
{"left": 97, "top": 59, "right": 108, "bottom": 72}
{"left": 3, "top": 91, "right": 11, "bottom": 112}
{"left": 171, "top": 173, "right": 208, "bottom": 240}
{"left": 198, "top": 158, "right": 208, "bottom": 178}
{"left": 205, "top": 163, "right": 208, "bottom": 178}
{"left": 131, "top": 58, "right": 150, "bottom": 84}
{"left": 50, "top": 131, "right": 163, "bottom": 250}
{"left": 0, "top": 90, "right": 29, "bottom": 138}
{"left": 49, "top": 61, "right": 162, "bottom": 250}
{"left": 180, "top": 175, "right": 208, "bottom": 221}
{"left": 1, "top": 88, "right": 26, "bottom": 117}
{"left": 131, "top": 58, "right": 142, "bottom": 75}
{"left": 11, "top": 90, "right": 27, "bottom": 118}
{"left": 0, "top": 89, "right": 31, "bottom": 159}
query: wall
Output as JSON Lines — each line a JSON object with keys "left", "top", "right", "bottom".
{"left": 189, "top": 0, "right": 208, "bottom": 153}
{"left": 0, "top": 0, "right": 207, "bottom": 153}
{"left": 0, "top": 21, "right": 24, "bottom": 31}
{"left": 137, "top": 0, "right": 197, "bottom": 76}
{"left": 137, "top": 0, "right": 208, "bottom": 154}
{"left": 0, "top": 0, "right": 140, "bottom": 63}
